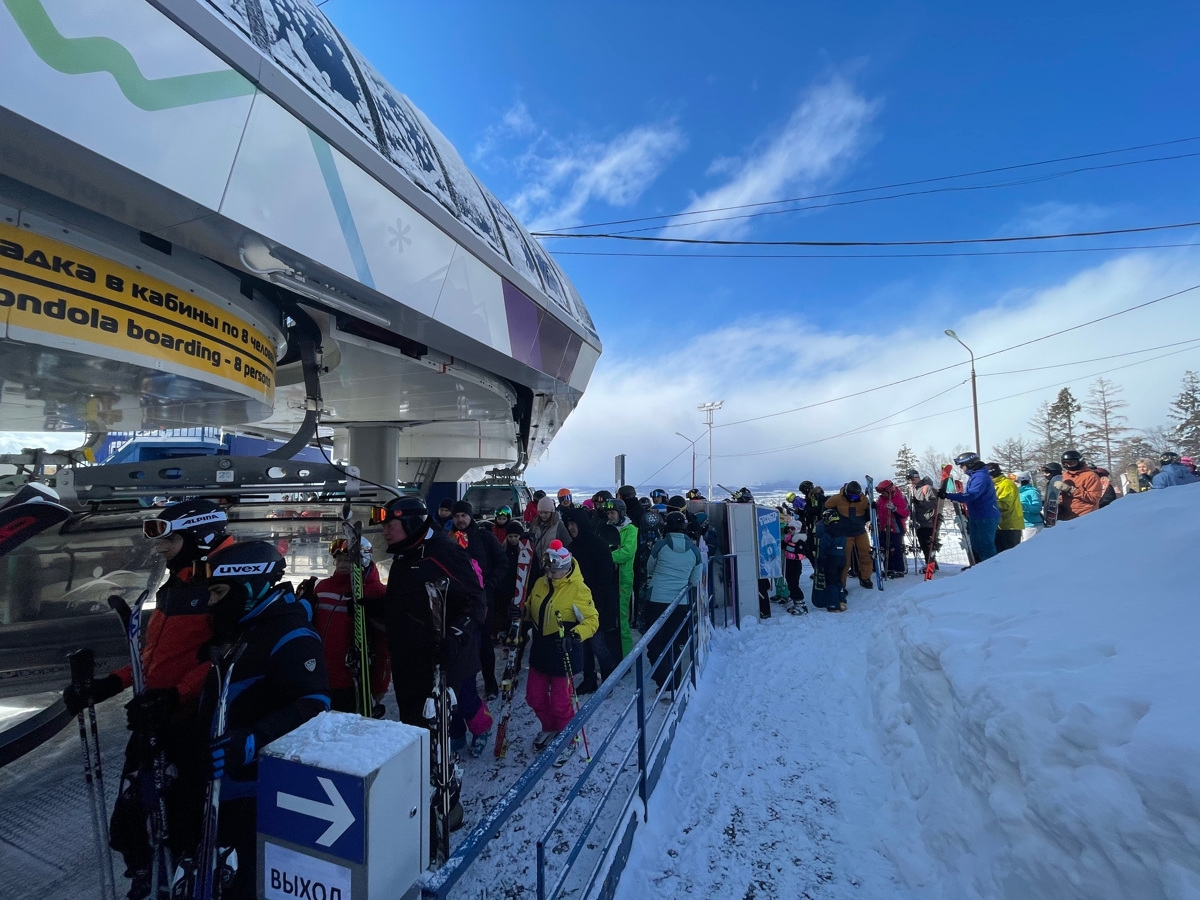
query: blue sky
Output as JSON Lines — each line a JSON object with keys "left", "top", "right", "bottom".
{"left": 330, "top": 2, "right": 1200, "bottom": 489}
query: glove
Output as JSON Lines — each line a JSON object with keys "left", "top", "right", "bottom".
{"left": 125, "top": 687, "right": 179, "bottom": 733}
{"left": 208, "top": 728, "right": 255, "bottom": 781}
{"left": 560, "top": 625, "right": 582, "bottom": 653}
{"left": 440, "top": 618, "right": 471, "bottom": 663}
{"left": 294, "top": 576, "right": 318, "bottom": 604}
{"left": 507, "top": 600, "right": 523, "bottom": 623}
{"left": 936, "top": 486, "right": 947, "bottom": 500}
{"left": 63, "top": 673, "right": 123, "bottom": 715}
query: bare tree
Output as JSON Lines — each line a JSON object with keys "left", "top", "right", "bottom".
{"left": 990, "top": 436, "right": 1035, "bottom": 473}
{"left": 1081, "top": 377, "right": 1130, "bottom": 471}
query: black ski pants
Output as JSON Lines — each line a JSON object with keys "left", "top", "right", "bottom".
{"left": 785, "top": 557, "right": 804, "bottom": 599}
{"left": 994, "top": 529, "right": 1022, "bottom": 553}
{"left": 646, "top": 599, "right": 691, "bottom": 691}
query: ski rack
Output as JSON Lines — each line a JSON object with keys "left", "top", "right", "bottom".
{"left": 55, "top": 456, "right": 364, "bottom": 506}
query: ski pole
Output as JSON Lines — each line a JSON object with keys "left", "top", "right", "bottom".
{"left": 69, "top": 649, "right": 118, "bottom": 900}
{"left": 555, "top": 611, "right": 591, "bottom": 761}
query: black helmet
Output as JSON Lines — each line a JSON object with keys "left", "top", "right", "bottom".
{"left": 798, "top": 480, "right": 814, "bottom": 494}
{"left": 617, "top": 485, "right": 638, "bottom": 500}
{"left": 601, "top": 497, "right": 627, "bottom": 518}
{"left": 593, "top": 489, "right": 614, "bottom": 505}
{"left": 649, "top": 488, "right": 669, "bottom": 503}
{"left": 1042, "top": 462, "right": 1063, "bottom": 477}
{"left": 954, "top": 451, "right": 981, "bottom": 469}
{"left": 906, "top": 468, "right": 920, "bottom": 479}
{"left": 665, "top": 511, "right": 688, "bottom": 533}
{"left": 668, "top": 495, "right": 687, "bottom": 511}
{"left": 373, "top": 496, "right": 433, "bottom": 549}
{"left": 733, "top": 487, "right": 753, "bottom": 503}
{"left": 143, "top": 498, "right": 228, "bottom": 551}
{"left": 1160, "top": 451, "right": 1181, "bottom": 466}
{"left": 985, "top": 462, "right": 1003, "bottom": 477}
{"left": 206, "top": 540, "right": 286, "bottom": 609}
{"left": 1060, "top": 449, "right": 1084, "bottom": 470}
{"left": 844, "top": 481, "right": 863, "bottom": 500}
{"left": 639, "top": 497, "right": 652, "bottom": 510}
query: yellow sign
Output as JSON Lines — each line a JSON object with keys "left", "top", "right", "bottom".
{"left": 0, "top": 222, "right": 277, "bottom": 401}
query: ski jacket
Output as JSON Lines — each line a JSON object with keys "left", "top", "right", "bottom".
{"left": 562, "top": 526, "right": 620, "bottom": 629}
{"left": 522, "top": 500, "right": 540, "bottom": 524}
{"left": 876, "top": 488, "right": 909, "bottom": 533}
{"left": 993, "top": 475, "right": 1024, "bottom": 531}
{"left": 946, "top": 468, "right": 1001, "bottom": 520}
{"left": 524, "top": 562, "right": 600, "bottom": 678}
{"left": 1061, "top": 467, "right": 1103, "bottom": 517}
{"left": 113, "top": 561, "right": 215, "bottom": 709}
{"left": 200, "top": 583, "right": 330, "bottom": 800}
{"left": 529, "top": 511, "right": 571, "bottom": 567}
{"left": 1019, "top": 483, "right": 1043, "bottom": 527}
{"left": 610, "top": 518, "right": 638, "bottom": 603}
{"left": 908, "top": 479, "right": 938, "bottom": 528}
{"left": 312, "top": 565, "right": 389, "bottom": 694}
{"left": 379, "top": 529, "right": 487, "bottom": 694}
{"left": 824, "top": 492, "right": 871, "bottom": 536}
{"left": 1152, "top": 462, "right": 1199, "bottom": 489}
{"left": 783, "top": 530, "right": 804, "bottom": 561}
{"left": 646, "top": 532, "right": 703, "bottom": 605}
{"left": 455, "top": 521, "right": 508, "bottom": 599}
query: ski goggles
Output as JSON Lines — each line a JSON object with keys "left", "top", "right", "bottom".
{"left": 368, "top": 504, "right": 404, "bottom": 525}
{"left": 330, "top": 537, "right": 372, "bottom": 565}
{"left": 142, "top": 509, "right": 227, "bottom": 539}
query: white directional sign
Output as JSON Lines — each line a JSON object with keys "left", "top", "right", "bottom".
{"left": 277, "top": 777, "right": 356, "bottom": 847}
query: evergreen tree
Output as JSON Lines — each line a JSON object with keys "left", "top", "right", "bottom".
{"left": 1167, "top": 370, "right": 1200, "bottom": 457}
{"left": 1050, "top": 387, "right": 1082, "bottom": 450}
{"left": 893, "top": 444, "right": 920, "bottom": 481}
{"left": 1081, "top": 377, "right": 1130, "bottom": 471}
{"left": 990, "top": 436, "right": 1035, "bottom": 473}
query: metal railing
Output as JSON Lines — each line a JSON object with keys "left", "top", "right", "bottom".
{"left": 708, "top": 553, "right": 739, "bottom": 629}
{"left": 421, "top": 576, "right": 729, "bottom": 900}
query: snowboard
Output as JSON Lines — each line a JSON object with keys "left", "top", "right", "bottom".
{"left": 809, "top": 523, "right": 847, "bottom": 610}
{"left": 0, "top": 483, "right": 72, "bottom": 558}
{"left": 863, "top": 476, "right": 885, "bottom": 591}
{"left": 1124, "top": 464, "right": 1143, "bottom": 493}
{"left": 1043, "top": 477, "right": 1065, "bottom": 528}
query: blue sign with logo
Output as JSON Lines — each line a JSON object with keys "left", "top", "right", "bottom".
{"left": 757, "top": 507, "right": 782, "bottom": 579}
{"left": 258, "top": 757, "right": 366, "bottom": 864}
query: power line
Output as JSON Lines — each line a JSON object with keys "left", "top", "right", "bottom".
{"left": 536, "top": 219, "right": 1200, "bottom": 248}
{"left": 534, "top": 135, "right": 1200, "bottom": 233}
{"left": 553, "top": 241, "right": 1200, "bottom": 260}
{"left": 977, "top": 336, "right": 1200, "bottom": 376}
{"left": 715, "top": 281, "right": 1200, "bottom": 428}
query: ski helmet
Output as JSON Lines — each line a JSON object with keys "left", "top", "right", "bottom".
{"left": 953, "top": 451, "right": 981, "bottom": 469}
{"left": 593, "top": 489, "right": 615, "bottom": 504}
{"left": 785, "top": 491, "right": 797, "bottom": 503}
{"left": 665, "top": 511, "right": 688, "bottom": 533}
{"left": 668, "top": 495, "right": 687, "bottom": 511}
{"left": 649, "top": 489, "right": 669, "bottom": 504}
{"left": 985, "top": 463, "right": 1003, "bottom": 477}
{"left": 734, "top": 487, "right": 754, "bottom": 503}
{"left": 877, "top": 480, "right": 895, "bottom": 492}
{"left": 1017, "top": 471, "right": 1032, "bottom": 484}
{"left": 906, "top": 468, "right": 920, "bottom": 480}
{"left": 1160, "top": 451, "right": 1181, "bottom": 466}
{"left": 617, "top": 485, "right": 637, "bottom": 500}
{"left": 1060, "top": 449, "right": 1084, "bottom": 470}
{"left": 601, "top": 497, "right": 626, "bottom": 519}
{"left": 330, "top": 536, "right": 373, "bottom": 567}
{"left": 1041, "top": 462, "right": 1063, "bottom": 477}
{"left": 206, "top": 540, "right": 286, "bottom": 609}
{"left": 798, "top": 480, "right": 814, "bottom": 494}
{"left": 142, "top": 498, "right": 228, "bottom": 551}
{"left": 495, "top": 506, "right": 512, "bottom": 521}
{"left": 638, "top": 497, "right": 652, "bottom": 510}
{"left": 844, "top": 481, "right": 863, "bottom": 500}
{"left": 372, "top": 496, "right": 433, "bottom": 550}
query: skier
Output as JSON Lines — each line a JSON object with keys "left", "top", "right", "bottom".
{"left": 374, "top": 498, "right": 487, "bottom": 767}
{"left": 61, "top": 499, "right": 231, "bottom": 900}
{"left": 556, "top": 488, "right": 574, "bottom": 512}
{"left": 1017, "top": 472, "right": 1043, "bottom": 541}
{"left": 874, "top": 480, "right": 909, "bottom": 576}
{"left": 522, "top": 541, "right": 599, "bottom": 761}
{"left": 824, "top": 482, "right": 874, "bottom": 590}
{"left": 906, "top": 469, "right": 939, "bottom": 567}
{"left": 601, "top": 497, "right": 638, "bottom": 656}
{"left": 644, "top": 512, "right": 703, "bottom": 694}
{"left": 1152, "top": 451, "right": 1199, "bottom": 489}
{"left": 941, "top": 452, "right": 1000, "bottom": 563}
{"left": 1059, "top": 450, "right": 1103, "bottom": 517}
{"left": 797, "top": 481, "right": 825, "bottom": 560}
{"left": 987, "top": 463, "right": 1023, "bottom": 553}
{"left": 782, "top": 525, "right": 806, "bottom": 602}
{"left": 616, "top": 485, "right": 643, "bottom": 528}
{"left": 189, "top": 540, "right": 330, "bottom": 900}
{"left": 450, "top": 500, "right": 506, "bottom": 702}
{"left": 311, "top": 536, "right": 390, "bottom": 715}
{"left": 560, "top": 508, "right": 620, "bottom": 691}
{"left": 523, "top": 490, "right": 546, "bottom": 524}
{"left": 487, "top": 505, "right": 513, "bottom": 541}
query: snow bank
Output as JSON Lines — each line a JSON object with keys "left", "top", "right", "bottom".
{"left": 868, "top": 484, "right": 1200, "bottom": 900}
{"left": 265, "top": 711, "right": 427, "bottom": 777}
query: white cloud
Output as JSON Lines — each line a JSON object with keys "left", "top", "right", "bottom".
{"left": 670, "top": 77, "right": 881, "bottom": 239}
{"left": 508, "top": 123, "right": 686, "bottom": 233}
{"left": 1001, "top": 201, "right": 1111, "bottom": 236}
{"left": 472, "top": 101, "right": 537, "bottom": 161}
{"left": 528, "top": 250, "right": 1200, "bottom": 492}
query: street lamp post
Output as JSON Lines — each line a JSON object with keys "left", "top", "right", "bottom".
{"left": 697, "top": 401, "right": 723, "bottom": 500}
{"left": 944, "top": 329, "right": 981, "bottom": 456}
{"left": 675, "top": 432, "right": 699, "bottom": 491}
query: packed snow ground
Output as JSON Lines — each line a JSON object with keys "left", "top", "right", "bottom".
{"left": 617, "top": 484, "right": 1200, "bottom": 900}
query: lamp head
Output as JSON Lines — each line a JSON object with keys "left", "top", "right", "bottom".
{"left": 944, "top": 329, "right": 958, "bottom": 339}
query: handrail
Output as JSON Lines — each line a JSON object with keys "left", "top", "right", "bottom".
{"left": 421, "top": 583, "right": 695, "bottom": 899}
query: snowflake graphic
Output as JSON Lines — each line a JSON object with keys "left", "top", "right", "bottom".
{"left": 387, "top": 217, "right": 412, "bottom": 255}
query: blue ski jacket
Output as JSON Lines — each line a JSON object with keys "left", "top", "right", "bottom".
{"left": 1152, "top": 462, "right": 1198, "bottom": 489}
{"left": 946, "top": 468, "right": 1001, "bottom": 520}
{"left": 1018, "top": 483, "right": 1043, "bottom": 527}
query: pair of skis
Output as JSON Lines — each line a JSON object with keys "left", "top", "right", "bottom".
{"left": 923, "top": 465, "right": 955, "bottom": 580}
{"left": 863, "top": 476, "right": 885, "bottom": 591}
{"left": 494, "top": 538, "right": 532, "bottom": 759}
{"left": 341, "top": 505, "right": 374, "bottom": 718}
{"left": 424, "top": 578, "right": 461, "bottom": 867}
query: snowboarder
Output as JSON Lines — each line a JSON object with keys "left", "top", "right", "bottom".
{"left": 522, "top": 541, "right": 599, "bottom": 760}
{"left": 987, "top": 464, "right": 1024, "bottom": 553}
{"left": 1059, "top": 450, "right": 1103, "bottom": 517}
{"left": 810, "top": 509, "right": 850, "bottom": 612}
{"left": 942, "top": 452, "right": 1000, "bottom": 563}
{"left": 1152, "top": 451, "right": 1199, "bottom": 489}
{"left": 1017, "top": 472, "right": 1043, "bottom": 541}
{"left": 824, "top": 482, "right": 874, "bottom": 590}
{"left": 187, "top": 540, "right": 330, "bottom": 900}
{"left": 644, "top": 512, "right": 703, "bottom": 693}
